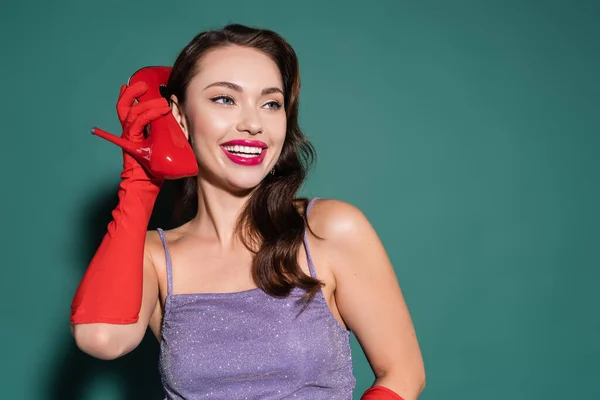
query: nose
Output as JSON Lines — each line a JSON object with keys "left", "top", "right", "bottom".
{"left": 236, "top": 106, "right": 263, "bottom": 135}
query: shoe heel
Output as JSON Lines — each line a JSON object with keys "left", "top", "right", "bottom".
{"left": 91, "top": 127, "right": 146, "bottom": 158}
{"left": 92, "top": 66, "right": 198, "bottom": 180}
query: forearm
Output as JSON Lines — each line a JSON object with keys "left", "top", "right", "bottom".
{"left": 71, "top": 253, "right": 159, "bottom": 359}
{"left": 70, "top": 167, "right": 160, "bottom": 325}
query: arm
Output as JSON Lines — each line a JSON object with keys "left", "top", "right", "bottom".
{"left": 313, "top": 199, "right": 425, "bottom": 400}
{"left": 70, "top": 233, "right": 160, "bottom": 360}
{"left": 70, "top": 82, "right": 169, "bottom": 359}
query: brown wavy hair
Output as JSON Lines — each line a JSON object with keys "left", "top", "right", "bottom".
{"left": 165, "top": 24, "right": 322, "bottom": 301}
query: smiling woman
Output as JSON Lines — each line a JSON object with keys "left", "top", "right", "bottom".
{"left": 69, "top": 24, "right": 425, "bottom": 400}
{"left": 170, "top": 46, "right": 288, "bottom": 190}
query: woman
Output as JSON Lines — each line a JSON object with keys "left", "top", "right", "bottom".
{"left": 70, "top": 24, "right": 425, "bottom": 400}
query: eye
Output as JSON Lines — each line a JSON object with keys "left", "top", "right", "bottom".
{"left": 211, "top": 95, "right": 235, "bottom": 106}
{"left": 263, "top": 101, "right": 282, "bottom": 110}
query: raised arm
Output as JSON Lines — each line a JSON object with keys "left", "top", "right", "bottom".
{"left": 70, "top": 82, "right": 169, "bottom": 359}
{"left": 312, "top": 199, "right": 425, "bottom": 400}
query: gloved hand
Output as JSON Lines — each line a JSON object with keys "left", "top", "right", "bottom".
{"left": 91, "top": 66, "right": 198, "bottom": 180}
{"left": 70, "top": 82, "right": 170, "bottom": 324}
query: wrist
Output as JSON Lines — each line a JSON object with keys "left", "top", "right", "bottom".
{"left": 120, "top": 163, "right": 163, "bottom": 186}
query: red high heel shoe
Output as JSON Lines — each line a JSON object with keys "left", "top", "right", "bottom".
{"left": 91, "top": 66, "right": 198, "bottom": 179}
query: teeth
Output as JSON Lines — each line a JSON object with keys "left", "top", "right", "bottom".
{"left": 223, "top": 145, "right": 263, "bottom": 155}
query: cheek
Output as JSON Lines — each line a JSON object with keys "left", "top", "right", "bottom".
{"left": 269, "top": 116, "right": 287, "bottom": 145}
{"left": 190, "top": 108, "right": 233, "bottom": 142}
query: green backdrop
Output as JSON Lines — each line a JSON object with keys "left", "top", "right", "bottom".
{"left": 1, "top": 0, "right": 598, "bottom": 399}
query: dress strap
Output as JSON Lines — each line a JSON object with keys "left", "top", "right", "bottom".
{"left": 157, "top": 228, "right": 173, "bottom": 296}
{"left": 303, "top": 197, "right": 320, "bottom": 279}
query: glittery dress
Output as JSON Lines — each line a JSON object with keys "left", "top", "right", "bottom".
{"left": 156, "top": 199, "right": 356, "bottom": 399}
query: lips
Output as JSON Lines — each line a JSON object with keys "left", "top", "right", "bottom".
{"left": 220, "top": 139, "right": 268, "bottom": 166}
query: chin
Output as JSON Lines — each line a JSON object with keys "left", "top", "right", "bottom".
{"left": 223, "top": 170, "right": 269, "bottom": 193}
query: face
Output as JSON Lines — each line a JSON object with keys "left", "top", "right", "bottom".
{"left": 171, "top": 45, "right": 287, "bottom": 192}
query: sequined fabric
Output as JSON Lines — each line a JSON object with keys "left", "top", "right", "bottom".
{"left": 156, "top": 199, "right": 355, "bottom": 399}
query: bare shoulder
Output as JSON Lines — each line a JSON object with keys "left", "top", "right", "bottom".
{"left": 145, "top": 223, "right": 189, "bottom": 248}
{"left": 305, "top": 198, "right": 376, "bottom": 244}
{"left": 144, "top": 223, "right": 190, "bottom": 263}
{"left": 304, "top": 197, "right": 388, "bottom": 283}
{"left": 144, "top": 230, "right": 163, "bottom": 263}
{"left": 145, "top": 229, "right": 162, "bottom": 245}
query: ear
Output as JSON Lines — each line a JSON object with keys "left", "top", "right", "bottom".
{"left": 170, "top": 94, "right": 189, "bottom": 140}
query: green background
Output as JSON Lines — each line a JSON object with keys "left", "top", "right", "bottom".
{"left": 1, "top": 0, "right": 598, "bottom": 399}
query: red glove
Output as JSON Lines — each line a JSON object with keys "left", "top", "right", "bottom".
{"left": 70, "top": 82, "right": 169, "bottom": 324}
{"left": 361, "top": 386, "right": 405, "bottom": 400}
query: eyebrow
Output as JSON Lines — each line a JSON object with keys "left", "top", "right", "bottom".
{"left": 204, "top": 81, "right": 283, "bottom": 96}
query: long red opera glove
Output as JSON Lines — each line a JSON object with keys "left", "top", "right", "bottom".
{"left": 361, "top": 386, "right": 405, "bottom": 400}
{"left": 70, "top": 82, "right": 169, "bottom": 324}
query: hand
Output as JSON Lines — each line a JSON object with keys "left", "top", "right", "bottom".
{"left": 70, "top": 82, "right": 167, "bottom": 330}
{"left": 115, "top": 81, "right": 171, "bottom": 172}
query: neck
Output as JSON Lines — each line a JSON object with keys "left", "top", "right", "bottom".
{"left": 186, "top": 178, "right": 254, "bottom": 248}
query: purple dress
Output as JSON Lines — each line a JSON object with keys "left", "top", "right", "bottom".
{"left": 156, "top": 198, "right": 356, "bottom": 399}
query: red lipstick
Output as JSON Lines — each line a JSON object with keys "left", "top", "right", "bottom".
{"left": 221, "top": 139, "right": 268, "bottom": 148}
{"left": 220, "top": 139, "right": 268, "bottom": 166}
